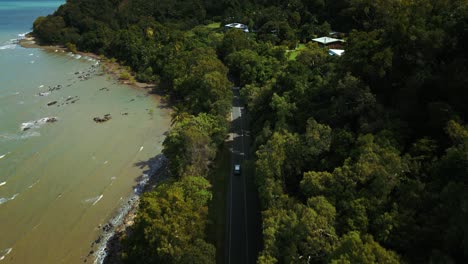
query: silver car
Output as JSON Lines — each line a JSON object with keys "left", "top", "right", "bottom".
{"left": 234, "top": 164, "right": 241, "bottom": 175}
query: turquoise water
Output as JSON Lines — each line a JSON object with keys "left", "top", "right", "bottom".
{"left": 0, "top": 1, "right": 62, "bottom": 11}
{"left": 0, "top": 1, "right": 170, "bottom": 263}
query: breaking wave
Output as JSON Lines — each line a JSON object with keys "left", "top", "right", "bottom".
{"left": 0, "top": 44, "right": 15, "bottom": 50}
{"left": 0, "top": 248, "right": 12, "bottom": 261}
{"left": 0, "top": 194, "right": 19, "bottom": 205}
{"left": 20, "top": 117, "right": 57, "bottom": 131}
{"left": 83, "top": 194, "right": 104, "bottom": 206}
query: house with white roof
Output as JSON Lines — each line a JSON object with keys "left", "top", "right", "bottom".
{"left": 312, "top": 37, "right": 345, "bottom": 49}
{"left": 224, "top": 23, "right": 249, "bottom": 33}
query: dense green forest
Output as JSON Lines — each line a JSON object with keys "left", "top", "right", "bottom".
{"left": 33, "top": 0, "right": 468, "bottom": 263}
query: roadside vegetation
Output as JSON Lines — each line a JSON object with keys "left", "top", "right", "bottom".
{"left": 33, "top": 0, "right": 468, "bottom": 263}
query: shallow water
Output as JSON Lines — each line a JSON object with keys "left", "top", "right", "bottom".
{"left": 0, "top": 1, "right": 171, "bottom": 263}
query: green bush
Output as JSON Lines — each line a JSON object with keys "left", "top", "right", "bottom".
{"left": 65, "top": 42, "right": 77, "bottom": 53}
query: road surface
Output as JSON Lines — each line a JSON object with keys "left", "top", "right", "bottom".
{"left": 225, "top": 87, "right": 261, "bottom": 264}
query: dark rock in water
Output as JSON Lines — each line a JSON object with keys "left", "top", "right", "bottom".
{"left": 122, "top": 112, "right": 129, "bottom": 115}
{"left": 23, "top": 127, "right": 30, "bottom": 131}
{"left": 93, "top": 114, "right": 112, "bottom": 123}
{"left": 46, "top": 117, "right": 58, "bottom": 123}
{"left": 47, "top": 101, "right": 57, "bottom": 106}
{"left": 102, "top": 223, "right": 113, "bottom": 232}
{"left": 75, "top": 72, "right": 80, "bottom": 75}
{"left": 93, "top": 117, "right": 104, "bottom": 123}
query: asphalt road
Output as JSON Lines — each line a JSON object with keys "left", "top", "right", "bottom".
{"left": 225, "top": 87, "right": 262, "bottom": 264}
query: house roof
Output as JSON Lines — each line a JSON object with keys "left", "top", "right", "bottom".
{"left": 225, "top": 23, "right": 248, "bottom": 29}
{"left": 225, "top": 23, "right": 249, "bottom": 32}
{"left": 312, "top": 37, "right": 345, "bottom": 44}
{"left": 328, "top": 49, "right": 345, "bottom": 56}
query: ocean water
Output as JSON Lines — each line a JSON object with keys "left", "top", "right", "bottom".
{"left": 0, "top": 1, "right": 170, "bottom": 263}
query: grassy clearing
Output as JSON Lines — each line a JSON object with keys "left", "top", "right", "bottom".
{"left": 288, "top": 43, "right": 306, "bottom": 60}
{"left": 205, "top": 22, "right": 221, "bottom": 29}
{"left": 207, "top": 143, "right": 230, "bottom": 264}
{"left": 185, "top": 22, "right": 222, "bottom": 38}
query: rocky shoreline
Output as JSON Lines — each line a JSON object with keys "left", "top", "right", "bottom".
{"left": 88, "top": 156, "right": 170, "bottom": 264}
{"left": 18, "top": 34, "right": 156, "bottom": 90}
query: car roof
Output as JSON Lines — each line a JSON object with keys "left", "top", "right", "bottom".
{"left": 234, "top": 164, "right": 240, "bottom": 169}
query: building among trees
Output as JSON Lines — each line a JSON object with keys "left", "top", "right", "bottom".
{"left": 224, "top": 23, "right": 249, "bottom": 33}
{"left": 312, "top": 36, "right": 345, "bottom": 49}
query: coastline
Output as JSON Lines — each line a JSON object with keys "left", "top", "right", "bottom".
{"left": 18, "top": 34, "right": 164, "bottom": 93}
{"left": 92, "top": 156, "right": 170, "bottom": 264}
{"left": 18, "top": 34, "right": 172, "bottom": 264}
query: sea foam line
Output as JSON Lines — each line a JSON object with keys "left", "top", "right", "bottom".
{"left": 28, "top": 180, "right": 40, "bottom": 189}
{"left": 84, "top": 194, "right": 104, "bottom": 206}
{"left": 0, "top": 182, "right": 6, "bottom": 187}
{"left": 0, "top": 194, "right": 19, "bottom": 205}
{"left": 92, "top": 194, "right": 104, "bottom": 206}
{"left": 0, "top": 44, "right": 16, "bottom": 50}
{"left": 0, "top": 248, "right": 12, "bottom": 261}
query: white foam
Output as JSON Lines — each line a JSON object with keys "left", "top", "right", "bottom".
{"left": 18, "top": 32, "right": 29, "bottom": 38}
{"left": 30, "top": 60, "right": 35, "bottom": 64}
{"left": 84, "top": 194, "right": 103, "bottom": 206}
{"left": 0, "top": 44, "right": 16, "bottom": 50}
{"left": 103, "top": 161, "right": 108, "bottom": 164}
{"left": 92, "top": 194, "right": 103, "bottom": 206}
{"left": 20, "top": 117, "right": 57, "bottom": 131}
{"left": 28, "top": 180, "right": 39, "bottom": 189}
{"left": 20, "top": 131, "right": 41, "bottom": 139}
{"left": 139, "top": 146, "right": 144, "bottom": 152}
{"left": 0, "top": 194, "right": 19, "bottom": 205}
{"left": 0, "top": 182, "right": 6, "bottom": 187}
{"left": 29, "top": 53, "right": 34, "bottom": 56}
{"left": 0, "top": 248, "right": 12, "bottom": 261}
{"left": 0, "top": 153, "right": 7, "bottom": 159}
{"left": 75, "top": 55, "right": 82, "bottom": 59}
{"left": 21, "top": 121, "right": 36, "bottom": 131}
